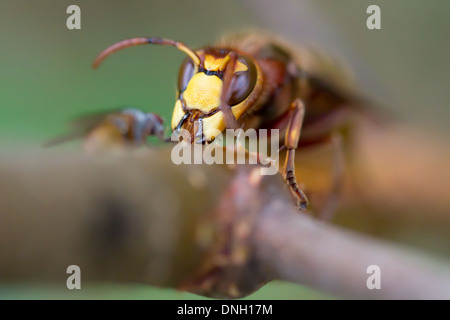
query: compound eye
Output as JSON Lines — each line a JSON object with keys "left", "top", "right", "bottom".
{"left": 177, "top": 58, "right": 196, "bottom": 92}
{"left": 228, "top": 56, "right": 257, "bottom": 106}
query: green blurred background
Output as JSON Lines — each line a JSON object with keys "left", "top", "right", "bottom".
{"left": 0, "top": 0, "right": 448, "bottom": 299}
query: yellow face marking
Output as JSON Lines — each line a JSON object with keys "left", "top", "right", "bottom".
{"left": 200, "top": 103, "right": 249, "bottom": 142}
{"left": 230, "top": 100, "right": 248, "bottom": 120}
{"left": 183, "top": 73, "right": 222, "bottom": 113}
{"left": 171, "top": 53, "right": 263, "bottom": 140}
{"left": 202, "top": 111, "right": 225, "bottom": 141}
{"left": 171, "top": 99, "right": 185, "bottom": 130}
{"left": 203, "top": 54, "right": 248, "bottom": 72}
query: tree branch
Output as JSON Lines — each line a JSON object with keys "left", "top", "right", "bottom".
{"left": 0, "top": 143, "right": 450, "bottom": 299}
{"left": 254, "top": 200, "right": 450, "bottom": 299}
{"left": 0, "top": 151, "right": 230, "bottom": 287}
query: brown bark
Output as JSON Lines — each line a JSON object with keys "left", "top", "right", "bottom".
{"left": 0, "top": 130, "right": 449, "bottom": 299}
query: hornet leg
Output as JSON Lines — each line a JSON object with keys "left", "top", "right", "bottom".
{"left": 283, "top": 98, "right": 309, "bottom": 210}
